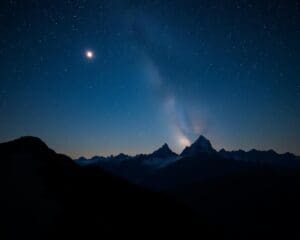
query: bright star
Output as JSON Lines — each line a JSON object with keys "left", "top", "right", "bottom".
{"left": 85, "top": 50, "right": 94, "bottom": 59}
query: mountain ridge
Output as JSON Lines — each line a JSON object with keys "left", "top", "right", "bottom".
{"left": 73, "top": 134, "right": 300, "bottom": 188}
{"left": 75, "top": 134, "right": 299, "bottom": 163}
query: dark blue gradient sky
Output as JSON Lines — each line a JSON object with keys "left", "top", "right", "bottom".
{"left": 0, "top": 0, "right": 299, "bottom": 157}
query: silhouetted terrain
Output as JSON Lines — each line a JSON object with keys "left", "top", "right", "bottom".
{"left": 2, "top": 137, "right": 211, "bottom": 240}
{"left": 3, "top": 136, "right": 300, "bottom": 239}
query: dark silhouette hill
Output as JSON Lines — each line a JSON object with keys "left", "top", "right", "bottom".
{"left": 2, "top": 136, "right": 213, "bottom": 240}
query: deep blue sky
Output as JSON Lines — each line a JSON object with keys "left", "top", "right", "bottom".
{"left": 0, "top": 0, "right": 299, "bottom": 157}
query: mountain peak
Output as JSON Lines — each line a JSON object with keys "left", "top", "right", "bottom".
{"left": 161, "top": 143, "right": 170, "bottom": 150}
{"left": 194, "top": 135, "right": 212, "bottom": 147}
{"left": 150, "top": 143, "right": 178, "bottom": 158}
{"left": 181, "top": 135, "right": 216, "bottom": 157}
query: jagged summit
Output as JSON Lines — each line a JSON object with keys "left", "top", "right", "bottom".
{"left": 181, "top": 135, "right": 216, "bottom": 157}
{"left": 150, "top": 143, "right": 178, "bottom": 158}
{"left": 162, "top": 143, "right": 169, "bottom": 149}
{"left": 193, "top": 135, "right": 214, "bottom": 150}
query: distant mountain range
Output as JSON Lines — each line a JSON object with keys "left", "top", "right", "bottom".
{"left": 75, "top": 135, "right": 300, "bottom": 188}
{"left": 76, "top": 142, "right": 179, "bottom": 167}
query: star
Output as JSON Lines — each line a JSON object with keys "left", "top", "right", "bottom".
{"left": 85, "top": 50, "right": 94, "bottom": 59}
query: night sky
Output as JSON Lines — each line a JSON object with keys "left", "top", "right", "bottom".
{"left": 0, "top": 0, "right": 299, "bottom": 157}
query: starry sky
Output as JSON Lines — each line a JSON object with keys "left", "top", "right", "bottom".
{"left": 0, "top": 0, "right": 299, "bottom": 157}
